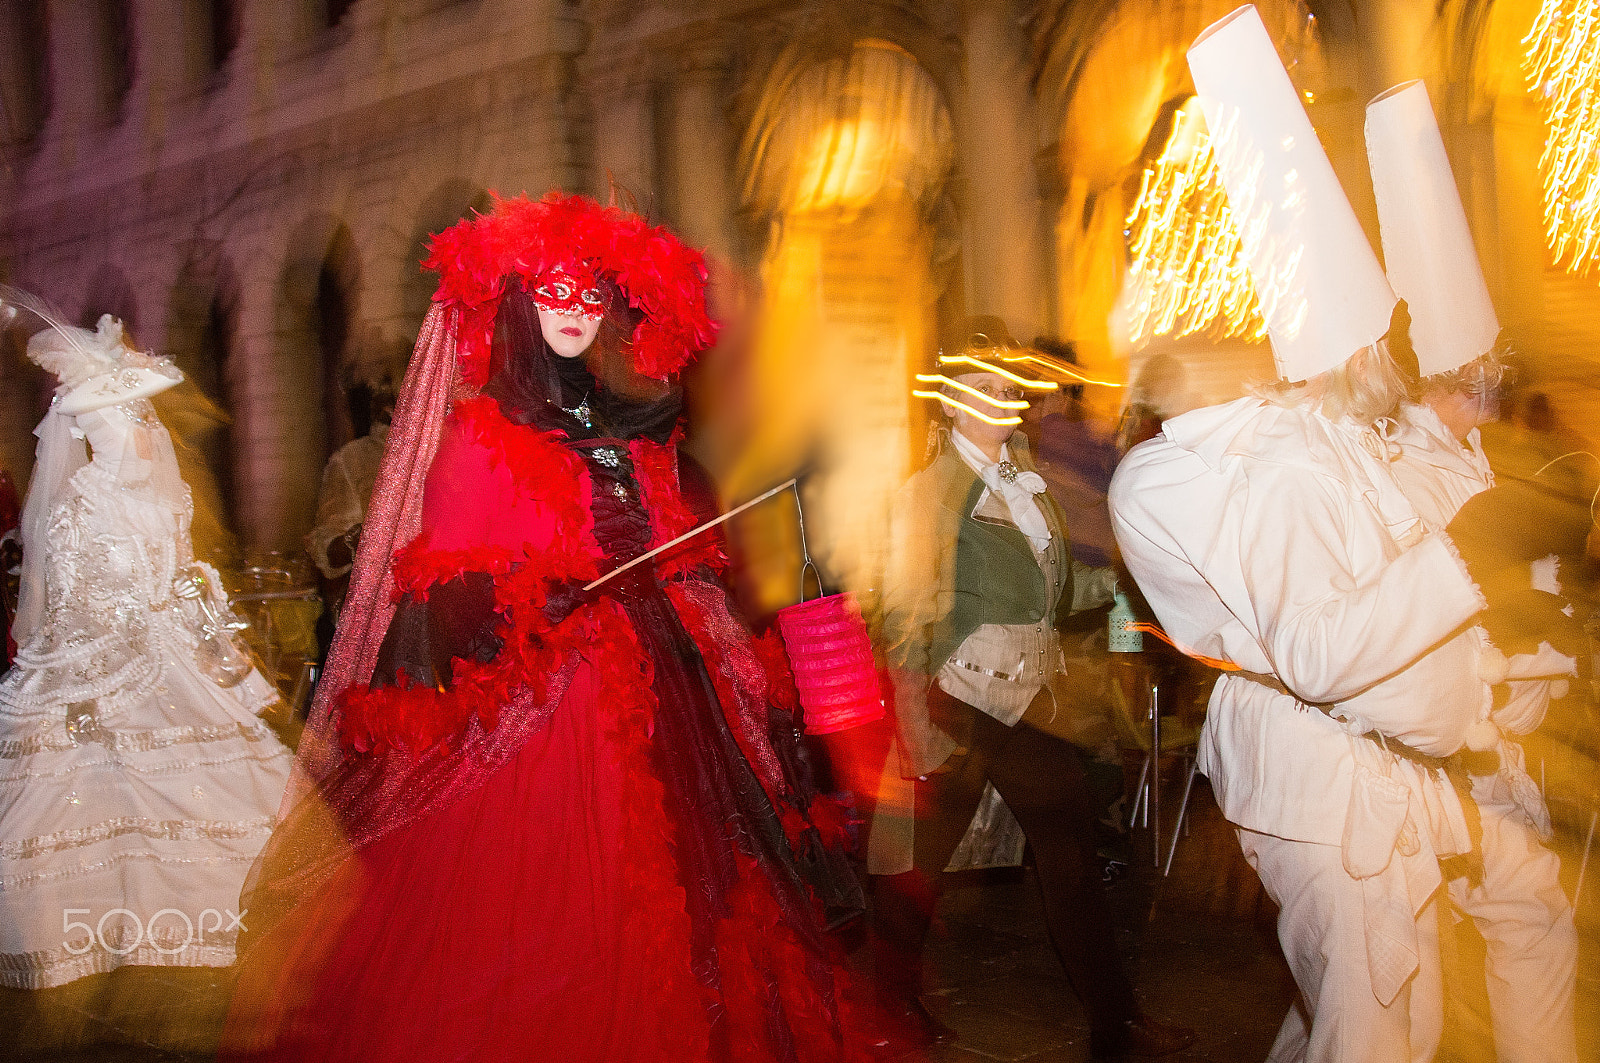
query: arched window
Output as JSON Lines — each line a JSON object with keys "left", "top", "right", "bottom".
{"left": 206, "top": 0, "right": 239, "bottom": 74}
{"left": 166, "top": 250, "right": 243, "bottom": 561}
{"left": 316, "top": 228, "right": 359, "bottom": 452}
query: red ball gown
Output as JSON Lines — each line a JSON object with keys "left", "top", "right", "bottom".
{"left": 222, "top": 194, "right": 875, "bottom": 1063}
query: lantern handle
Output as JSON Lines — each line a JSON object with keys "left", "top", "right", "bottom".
{"left": 792, "top": 480, "right": 827, "bottom": 603}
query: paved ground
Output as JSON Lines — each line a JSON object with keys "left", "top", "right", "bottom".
{"left": 3, "top": 777, "right": 1595, "bottom": 1062}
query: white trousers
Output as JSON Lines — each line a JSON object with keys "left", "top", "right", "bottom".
{"left": 1239, "top": 830, "right": 1442, "bottom": 1063}
{"left": 1444, "top": 772, "right": 1577, "bottom": 1063}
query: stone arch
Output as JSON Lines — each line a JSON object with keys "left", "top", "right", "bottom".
{"left": 395, "top": 180, "right": 492, "bottom": 342}
{"left": 261, "top": 213, "right": 361, "bottom": 551}
{"left": 1033, "top": 0, "right": 1323, "bottom": 411}
{"left": 731, "top": 4, "right": 961, "bottom": 152}
{"left": 355, "top": 174, "right": 489, "bottom": 384}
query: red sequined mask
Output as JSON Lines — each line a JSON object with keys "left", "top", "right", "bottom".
{"left": 531, "top": 265, "right": 607, "bottom": 321}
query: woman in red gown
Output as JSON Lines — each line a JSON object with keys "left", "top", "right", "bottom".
{"left": 223, "top": 193, "right": 875, "bottom": 1062}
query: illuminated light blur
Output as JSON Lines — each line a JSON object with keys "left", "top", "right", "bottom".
{"left": 913, "top": 374, "right": 1030, "bottom": 409}
{"left": 728, "top": 38, "right": 955, "bottom": 612}
{"left": 934, "top": 354, "right": 1059, "bottom": 389}
{"left": 1125, "top": 621, "right": 1241, "bottom": 672}
{"left": 1524, "top": 0, "right": 1600, "bottom": 275}
{"left": 909, "top": 388, "right": 1025, "bottom": 427}
{"left": 996, "top": 351, "right": 1128, "bottom": 388}
{"left": 1122, "top": 97, "right": 1268, "bottom": 348}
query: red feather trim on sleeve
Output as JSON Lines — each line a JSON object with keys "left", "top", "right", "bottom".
{"left": 388, "top": 538, "right": 521, "bottom": 603}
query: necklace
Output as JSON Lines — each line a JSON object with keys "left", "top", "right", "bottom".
{"left": 562, "top": 394, "right": 593, "bottom": 428}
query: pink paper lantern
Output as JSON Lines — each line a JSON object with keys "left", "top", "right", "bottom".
{"left": 775, "top": 592, "right": 885, "bottom": 735}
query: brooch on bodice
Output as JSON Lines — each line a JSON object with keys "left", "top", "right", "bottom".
{"left": 996, "top": 460, "right": 1020, "bottom": 484}
{"left": 591, "top": 445, "right": 625, "bottom": 469}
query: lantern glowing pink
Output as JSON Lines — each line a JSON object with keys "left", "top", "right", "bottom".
{"left": 776, "top": 592, "right": 884, "bottom": 735}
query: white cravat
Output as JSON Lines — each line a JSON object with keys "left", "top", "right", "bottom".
{"left": 950, "top": 430, "right": 1051, "bottom": 549}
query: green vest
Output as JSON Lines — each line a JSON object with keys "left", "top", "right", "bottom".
{"left": 913, "top": 440, "right": 1075, "bottom": 678}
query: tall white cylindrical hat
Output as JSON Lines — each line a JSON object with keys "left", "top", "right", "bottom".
{"left": 1365, "top": 80, "right": 1499, "bottom": 378}
{"left": 1187, "top": 5, "right": 1395, "bottom": 381}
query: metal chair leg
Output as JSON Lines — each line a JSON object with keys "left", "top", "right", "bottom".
{"left": 1150, "top": 684, "right": 1161, "bottom": 866}
{"left": 1163, "top": 756, "right": 1201, "bottom": 877}
{"left": 1130, "top": 754, "right": 1151, "bottom": 827}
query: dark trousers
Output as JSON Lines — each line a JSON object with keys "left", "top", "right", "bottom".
{"left": 871, "top": 687, "right": 1139, "bottom": 1034}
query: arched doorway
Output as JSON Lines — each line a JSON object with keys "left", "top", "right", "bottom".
{"left": 269, "top": 217, "right": 360, "bottom": 551}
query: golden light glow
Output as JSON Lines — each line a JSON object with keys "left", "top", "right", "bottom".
{"left": 1524, "top": 0, "right": 1600, "bottom": 275}
{"left": 935, "top": 354, "right": 1059, "bottom": 389}
{"left": 1122, "top": 98, "right": 1267, "bottom": 346}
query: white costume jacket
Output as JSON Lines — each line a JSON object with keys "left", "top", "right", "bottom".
{"left": 1111, "top": 398, "right": 1491, "bottom": 1004}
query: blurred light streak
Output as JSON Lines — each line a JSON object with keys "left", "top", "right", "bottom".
{"left": 910, "top": 377, "right": 1026, "bottom": 425}
{"left": 913, "top": 374, "right": 1030, "bottom": 408}
{"left": 996, "top": 352, "right": 1127, "bottom": 388}
{"left": 1524, "top": 0, "right": 1600, "bottom": 275}
{"left": 1122, "top": 98, "right": 1268, "bottom": 347}
{"left": 934, "top": 354, "right": 1059, "bottom": 389}
{"left": 1124, "top": 622, "right": 1241, "bottom": 671}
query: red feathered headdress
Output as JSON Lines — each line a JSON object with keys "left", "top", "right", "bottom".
{"left": 422, "top": 192, "right": 719, "bottom": 384}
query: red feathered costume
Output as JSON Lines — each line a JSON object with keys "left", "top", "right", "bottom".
{"left": 222, "top": 194, "right": 875, "bottom": 1063}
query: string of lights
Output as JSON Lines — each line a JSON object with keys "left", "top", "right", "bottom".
{"left": 1122, "top": 98, "right": 1267, "bottom": 347}
{"left": 1524, "top": 0, "right": 1600, "bottom": 276}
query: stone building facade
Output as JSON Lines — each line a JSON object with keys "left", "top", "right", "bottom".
{"left": 0, "top": 0, "right": 1587, "bottom": 569}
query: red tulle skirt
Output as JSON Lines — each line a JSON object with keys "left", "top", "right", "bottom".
{"left": 223, "top": 659, "right": 874, "bottom": 1063}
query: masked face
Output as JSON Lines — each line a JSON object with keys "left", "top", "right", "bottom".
{"left": 531, "top": 265, "right": 607, "bottom": 321}
{"left": 537, "top": 305, "right": 601, "bottom": 359}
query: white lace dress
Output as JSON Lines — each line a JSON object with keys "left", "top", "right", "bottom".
{"left": 0, "top": 401, "right": 292, "bottom": 988}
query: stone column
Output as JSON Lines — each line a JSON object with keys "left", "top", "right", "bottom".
{"left": 664, "top": 33, "right": 739, "bottom": 266}
{"left": 587, "top": 49, "right": 659, "bottom": 209}
{"left": 230, "top": 238, "right": 327, "bottom": 554}
{"left": 954, "top": 0, "right": 1048, "bottom": 341}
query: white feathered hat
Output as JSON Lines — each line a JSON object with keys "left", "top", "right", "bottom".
{"left": 1365, "top": 80, "right": 1499, "bottom": 378}
{"left": 1187, "top": 5, "right": 1395, "bottom": 381}
{"left": 25, "top": 314, "right": 182, "bottom": 415}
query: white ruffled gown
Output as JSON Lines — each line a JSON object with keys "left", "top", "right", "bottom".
{"left": 0, "top": 400, "right": 292, "bottom": 988}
